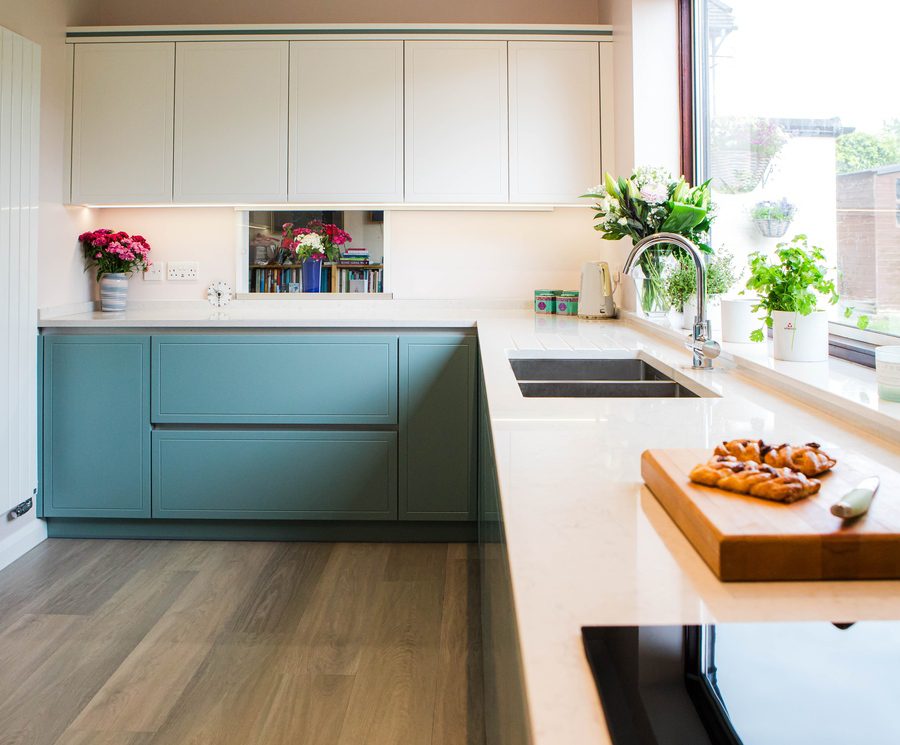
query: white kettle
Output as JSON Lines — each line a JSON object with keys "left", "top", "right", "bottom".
{"left": 578, "top": 261, "right": 616, "bottom": 319}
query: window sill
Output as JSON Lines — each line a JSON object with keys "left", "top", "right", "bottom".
{"left": 623, "top": 311, "right": 900, "bottom": 442}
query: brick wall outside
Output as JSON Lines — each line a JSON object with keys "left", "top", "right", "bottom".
{"left": 875, "top": 173, "right": 900, "bottom": 311}
{"left": 836, "top": 172, "right": 877, "bottom": 302}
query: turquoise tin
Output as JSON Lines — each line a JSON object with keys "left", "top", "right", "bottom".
{"left": 555, "top": 291, "right": 579, "bottom": 316}
{"left": 534, "top": 290, "right": 556, "bottom": 314}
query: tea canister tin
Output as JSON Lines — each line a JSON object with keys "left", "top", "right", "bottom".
{"left": 534, "top": 290, "right": 557, "bottom": 314}
{"left": 555, "top": 291, "right": 579, "bottom": 316}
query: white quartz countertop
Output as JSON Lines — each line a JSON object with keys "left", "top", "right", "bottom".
{"left": 39, "top": 300, "right": 900, "bottom": 744}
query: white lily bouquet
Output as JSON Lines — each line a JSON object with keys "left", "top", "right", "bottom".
{"left": 582, "top": 166, "right": 716, "bottom": 314}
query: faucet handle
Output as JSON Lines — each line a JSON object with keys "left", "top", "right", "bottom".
{"left": 700, "top": 339, "right": 721, "bottom": 360}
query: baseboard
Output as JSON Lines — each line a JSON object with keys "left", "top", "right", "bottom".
{"left": 0, "top": 517, "right": 47, "bottom": 571}
{"left": 46, "top": 518, "right": 477, "bottom": 542}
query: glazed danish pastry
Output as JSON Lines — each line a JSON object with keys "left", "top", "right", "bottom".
{"left": 714, "top": 439, "right": 835, "bottom": 476}
{"left": 689, "top": 456, "right": 822, "bottom": 503}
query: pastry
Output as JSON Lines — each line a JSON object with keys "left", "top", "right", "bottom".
{"left": 714, "top": 439, "right": 835, "bottom": 477}
{"left": 713, "top": 439, "right": 764, "bottom": 463}
{"left": 761, "top": 442, "right": 836, "bottom": 477}
{"left": 689, "top": 456, "right": 821, "bottom": 503}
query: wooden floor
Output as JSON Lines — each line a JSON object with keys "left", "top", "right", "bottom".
{"left": 0, "top": 539, "right": 485, "bottom": 745}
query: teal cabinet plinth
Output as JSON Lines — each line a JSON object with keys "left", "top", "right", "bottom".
{"left": 152, "top": 430, "right": 397, "bottom": 520}
{"left": 41, "top": 335, "right": 150, "bottom": 517}
{"left": 399, "top": 334, "right": 477, "bottom": 521}
{"left": 152, "top": 334, "right": 398, "bottom": 424}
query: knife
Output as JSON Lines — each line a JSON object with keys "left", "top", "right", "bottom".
{"left": 830, "top": 476, "right": 880, "bottom": 519}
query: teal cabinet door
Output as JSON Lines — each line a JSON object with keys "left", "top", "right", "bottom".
{"left": 152, "top": 430, "right": 397, "bottom": 520}
{"left": 399, "top": 335, "right": 477, "bottom": 521}
{"left": 152, "top": 334, "right": 398, "bottom": 425}
{"left": 41, "top": 335, "right": 150, "bottom": 517}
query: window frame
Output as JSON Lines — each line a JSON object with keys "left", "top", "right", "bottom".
{"left": 684, "top": 0, "right": 894, "bottom": 359}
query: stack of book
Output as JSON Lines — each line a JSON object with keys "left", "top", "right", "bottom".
{"left": 338, "top": 247, "right": 370, "bottom": 265}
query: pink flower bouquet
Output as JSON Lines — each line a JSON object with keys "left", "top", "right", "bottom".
{"left": 79, "top": 229, "right": 152, "bottom": 280}
{"left": 280, "top": 220, "right": 352, "bottom": 263}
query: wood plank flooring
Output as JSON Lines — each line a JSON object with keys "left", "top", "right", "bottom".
{"left": 0, "top": 540, "right": 484, "bottom": 745}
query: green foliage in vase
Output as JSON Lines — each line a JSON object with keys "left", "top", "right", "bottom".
{"left": 582, "top": 166, "right": 717, "bottom": 313}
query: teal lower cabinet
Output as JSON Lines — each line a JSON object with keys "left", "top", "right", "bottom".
{"left": 399, "top": 334, "right": 477, "bottom": 521}
{"left": 41, "top": 335, "right": 151, "bottom": 518}
{"left": 152, "top": 335, "right": 398, "bottom": 425}
{"left": 152, "top": 430, "right": 397, "bottom": 520}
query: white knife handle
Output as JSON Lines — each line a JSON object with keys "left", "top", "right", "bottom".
{"left": 830, "top": 487, "right": 876, "bottom": 519}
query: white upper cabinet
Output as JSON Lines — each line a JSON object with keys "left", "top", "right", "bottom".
{"left": 174, "top": 42, "right": 288, "bottom": 203}
{"left": 71, "top": 43, "right": 174, "bottom": 204}
{"left": 508, "top": 42, "right": 601, "bottom": 204}
{"left": 289, "top": 41, "right": 403, "bottom": 202}
{"left": 404, "top": 41, "right": 508, "bottom": 204}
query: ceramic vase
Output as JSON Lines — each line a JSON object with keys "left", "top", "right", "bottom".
{"left": 99, "top": 273, "right": 128, "bottom": 312}
{"left": 771, "top": 310, "right": 828, "bottom": 362}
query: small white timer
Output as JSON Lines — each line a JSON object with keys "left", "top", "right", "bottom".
{"left": 207, "top": 281, "right": 233, "bottom": 308}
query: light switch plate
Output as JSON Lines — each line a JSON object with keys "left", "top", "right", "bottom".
{"left": 167, "top": 261, "right": 199, "bottom": 281}
{"left": 143, "top": 262, "right": 164, "bottom": 281}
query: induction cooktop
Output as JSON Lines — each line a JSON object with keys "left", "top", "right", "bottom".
{"left": 582, "top": 621, "right": 900, "bottom": 745}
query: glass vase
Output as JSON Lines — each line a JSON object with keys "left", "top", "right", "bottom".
{"left": 301, "top": 256, "right": 323, "bottom": 293}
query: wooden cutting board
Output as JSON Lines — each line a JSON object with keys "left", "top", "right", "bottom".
{"left": 642, "top": 448, "right": 900, "bottom": 582}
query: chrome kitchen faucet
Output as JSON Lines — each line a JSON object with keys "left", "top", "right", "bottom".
{"left": 622, "top": 232, "right": 721, "bottom": 370}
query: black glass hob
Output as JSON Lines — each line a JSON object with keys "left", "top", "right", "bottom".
{"left": 582, "top": 621, "right": 900, "bottom": 745}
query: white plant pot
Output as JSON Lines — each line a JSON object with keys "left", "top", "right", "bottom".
{"left": 720, "top": 297, "right": 759, "bottom": 343}
{"left": 684, "top": 294, "right": 722, "bottom": 335}
{"left": 771, "top": 310, "right": 829, "bottom": 362}
{"left": 667, "top": 308, "right": 684, "bottom": 330}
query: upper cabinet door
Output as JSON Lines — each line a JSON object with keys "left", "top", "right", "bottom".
{"left": 174, "top": 42, "right": 288, "bottom": 203}
{"left": 289, "top": 41, "right": 403, "bottom": 203}
{"left": 508, "top": 42, "right": 601, "bottom": 204}
{"left": 404, "top": 41, "right": 508, "bottom": 204}
{"left": 71, "top": 43, "right": 174, "bottom": 205}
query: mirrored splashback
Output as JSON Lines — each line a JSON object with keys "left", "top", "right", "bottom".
{"left": 246, "top": 210, "right": 385, "bottom": 294}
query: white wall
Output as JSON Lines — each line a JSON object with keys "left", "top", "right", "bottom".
{"left": 0, "top": 0, "right": 99, "bottom": 568}
{"left": 1, "top": 0, "right": 99, "bottom": 311}
{"left": 95, "top": 206, "right": 610, "bottom": 301}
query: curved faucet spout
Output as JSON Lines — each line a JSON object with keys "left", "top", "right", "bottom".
{"left": 622, "top": 232, "right": 708, "bottom": 323}
{"left": 621, "top": 232, "right": 719, "bottom": 369}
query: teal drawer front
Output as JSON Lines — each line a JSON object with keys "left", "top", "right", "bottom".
{"left": 152, "top": 335, "right": 398, "bottom": 424}
{"left": 42, "top": 335, "right": 151, "bottom": 518}
{"left": 152, "top": 430, "right": 397, "bottom": 520}
{"left": 399, "top": 335, "right": 477, "bottom": 521}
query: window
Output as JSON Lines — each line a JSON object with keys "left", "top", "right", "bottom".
{"left": 694, "top": 0, "right": 900, "bottom": 339}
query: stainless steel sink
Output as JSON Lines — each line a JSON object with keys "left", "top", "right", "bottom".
{"left": 509, "top": 356, "right": 709, "bottom": 398}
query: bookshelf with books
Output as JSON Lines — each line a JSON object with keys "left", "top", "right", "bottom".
{"left": 247, "top": 210, "right": 386, "bottom": 295}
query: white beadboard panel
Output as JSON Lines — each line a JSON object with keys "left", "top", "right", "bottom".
{"left": 404, "top": 41, "right": 508, "bottom": 204}
{"left": 175, "top": 41, "right": 289, "bottom": 203}
{"left": 289, "top": 40, "right": 403, "bottom": 202}
{"left": 71, "top": 42, "right": 174, "bottom": 204}
{"left": 508, "top": 41, "right": 600, "bottom": 204}
{"left": 0, "top": 27, "right": 41, "bottom": 520}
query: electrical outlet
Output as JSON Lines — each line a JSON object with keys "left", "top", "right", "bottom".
{"left": 143, "top": 262, "right": 164, "bottom": 281}
{"left": 167, "top": 261, "right": 199, "bottom": 281}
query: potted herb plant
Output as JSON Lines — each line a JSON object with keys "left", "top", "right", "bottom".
{"left": 750, "top": 198, "right": 797, "bottom": 238}
{"left": 582, "top": 167, "right": 715, "bottom": 318}
{"left": 745, "top": 234, "right": 839, "bottom": 361}
{"left": 665, "top": 250, "right": 737, "bottom": 332}
{"left": 79, "top": 229, "right": 152, "bottom": 311}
